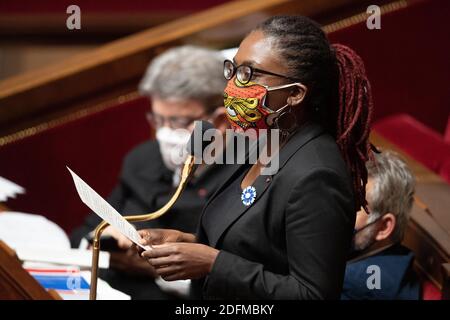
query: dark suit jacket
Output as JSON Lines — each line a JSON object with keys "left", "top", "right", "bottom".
{"left": 70, "top": 140, "right": 235, "bottom": 299}
{"left": 341, "top": 244, "right": 421, "bottom": 300}
{"left": 195, "top": 122, "right": 356, "bottom": 300}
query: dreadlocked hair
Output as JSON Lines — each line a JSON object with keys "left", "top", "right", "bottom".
{"left": 257, "top": 15, "right": 374, "bottom": 212}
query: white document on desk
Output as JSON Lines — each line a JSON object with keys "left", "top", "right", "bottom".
{"left": 18, "top": 248, "right": 110, "bottom": 269}
{"left": 0, "top": 176, "right": 25, "bottom": 201}
{"left": 67, "top": 167, "right": 149, "bottom": 250}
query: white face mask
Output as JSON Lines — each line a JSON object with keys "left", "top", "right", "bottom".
{"left": 156, "top": 127, "right": 191, "bottom": 171}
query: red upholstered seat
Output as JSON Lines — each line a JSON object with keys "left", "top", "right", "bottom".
{"left": 422, "top": 280, "right": 442, "bottom": 300}
{"left": 445, "top": 116, "right": 450, "bottom": 143}
{"left": 374, "top": 113, "right": 450, "bottom": 184}
{"left": 0, "top": 97, "right": 152, "bottom": 233}
{"left": 440, "top": 158, "right": 450, "bottom": 184}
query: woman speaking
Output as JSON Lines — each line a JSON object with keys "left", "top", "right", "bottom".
{"left": 139, "top": 15, "right": 373, "bottom": 299}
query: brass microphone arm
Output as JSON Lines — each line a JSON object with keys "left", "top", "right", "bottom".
{"left": 89, "top": 155, "right": 196, "bottom": 300}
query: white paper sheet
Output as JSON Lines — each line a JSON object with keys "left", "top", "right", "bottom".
{"left": 22, "top": 262, "right": 130, "bottom": 300}
{"left": 0, "top": 211, "right": 70, "bottom": 250}
{"left": 80, "top": 270, "right": 131, "bottom": 300}
{"left": 0, "top": 211, "right": 109, "bottom": 268}
{"left": 155, "top": 277, "right": 191, "bottom": 298}
{"left": 0, "top": 176, "right": 25, "bottom": 201}
{"left": 17, "top": 247, "right": 110, "bottom": 269}
{"left": 67, "top": 167, "right": 149, "bottom": 250}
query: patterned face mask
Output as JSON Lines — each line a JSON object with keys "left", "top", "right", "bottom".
{"left": 224, "top": 78, "right": 303, "bottom": 134}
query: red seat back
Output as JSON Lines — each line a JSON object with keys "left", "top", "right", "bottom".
{"left": 0, "top": 97, "right": 152, "bottom": 232}
{"left": 422, "top": 280, "right": 442, "bottom": 300}
{"left": 328, "top": 0, "right": 450, "bottom": 134}
{"left": 374, "top": 113, "right": 450, "bottom": 183}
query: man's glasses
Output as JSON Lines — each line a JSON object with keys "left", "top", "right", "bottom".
{"left": 223, "top": 59, "right": 300, "bottom": 84}
{"left": 146, "top": 112, "right": 210, "bottom": 129}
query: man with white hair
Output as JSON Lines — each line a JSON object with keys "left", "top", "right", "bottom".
{"left": 70, "top": 45, "right": 231, "bottom": 299}
{"left": 341, "top": 151, "right": 421, "bottom": 300}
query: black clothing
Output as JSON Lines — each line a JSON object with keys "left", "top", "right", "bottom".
{"left": 195, "top": 123, "right": 356, "bottom": 299}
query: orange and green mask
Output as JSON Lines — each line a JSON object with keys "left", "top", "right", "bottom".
{"left": 224, "top": 78, "right": 301, "bottom": 133}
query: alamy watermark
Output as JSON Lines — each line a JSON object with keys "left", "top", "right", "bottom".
{"left": 66, "top": 267, "right": 82, "bottom": 290}
{"left": 367, "top": 5, "right": 381, "bottom": 30}
{"left": 174, "top": 124, "right": 282, "bottom": 175}
{"left": 366, "top": 264, "right": 381, "bottom": 290}
{"left": 66, "top": 5, "right": 81, "bottom": 30}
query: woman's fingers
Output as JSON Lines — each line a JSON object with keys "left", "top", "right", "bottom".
{"left": 134, "top": 244, "right": 144, "bottom": 255}
{"left": 141, "top": 244, "right": 184, "bottom": 274}
{"left": 148, "top": 256, "right": 175, "bottom": 268}
{"left": 102, "top": 226, "right": 113, "bottom": 236}
{"left": 138, "top": 230, "right": 152, "bottom": 245}
{"left": 138, "top": 229, "right": 148, "bottom": 237}
{"left": 139, "top": 243, "right": 215, "bottom": 281}
{"left": 155, "top": 265, "right": 179, "bottom": 277}
{"left": 138, "top": 229, "right": 166, "bottom": 246}
{"left": 141, "top": 244, "right": 176, "bottom": 259}
{"left": 117, "top": 234, "right": 133, "bottom": 249}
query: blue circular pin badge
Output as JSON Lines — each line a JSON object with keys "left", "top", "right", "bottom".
{"left": 241, "top": 186, "right": 257, "bottom": 206}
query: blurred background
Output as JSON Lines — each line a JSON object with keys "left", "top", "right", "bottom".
{"left": 0, "top": 0, "right": 449, "bottom": 299}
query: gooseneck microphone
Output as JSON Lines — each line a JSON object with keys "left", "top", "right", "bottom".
{"left": 89, "top": 121, "right": 215, "bottom": 300}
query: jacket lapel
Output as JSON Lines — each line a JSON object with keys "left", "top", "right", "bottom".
{"left": 203, "top": 122, "right": 326, "bottom": 248}
{"left": 199, "top": 138, "right": 259, "bottom": 211}
{"left": 206, "top": 167, "right": 272, "bottom": 248}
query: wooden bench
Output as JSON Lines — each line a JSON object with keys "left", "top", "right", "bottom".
{"left": 0, "top": 240, "right": 61, "bottom": 300}
{"left": 0, "top": 0, "right": 448, "bottom": 299}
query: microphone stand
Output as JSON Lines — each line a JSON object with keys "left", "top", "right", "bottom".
{"left": 89, "top": 154, "right": 196, "bottom": 300}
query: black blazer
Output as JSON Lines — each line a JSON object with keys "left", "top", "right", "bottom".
{"left": 196, "top": 122, "right": 356, "bottom": 300}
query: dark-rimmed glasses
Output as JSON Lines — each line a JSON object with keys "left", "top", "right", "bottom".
{"left": 146, "top": 111, "right": 210, "bottom": 129}
{"left": 223, "top": 59, "right": 300, "bottom": 84}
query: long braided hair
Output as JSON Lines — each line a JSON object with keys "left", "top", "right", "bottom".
{"left": 257, "top": 16, "right": 374, "bottom": 212}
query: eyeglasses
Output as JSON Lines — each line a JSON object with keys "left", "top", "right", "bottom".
{"left": 146, "top": 111, "right": 210, "bottom": 129}
{"left": 223, "top": 59, "right": 300, "bottom": 84}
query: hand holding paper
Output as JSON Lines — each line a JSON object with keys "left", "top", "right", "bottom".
{"left": 67, "top": 167, "right": 150, "bottom": 250}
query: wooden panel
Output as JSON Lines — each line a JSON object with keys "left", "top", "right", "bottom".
{"left": 0, "top": 13, "right": 203, "bottom": 37}
{"left": 0, "top": 0, "right": 369, "bottom": 136}
{"left": 0, "top": 0, "right": 229, "bottom": 36}
{"left": 0, "top": 240, "right": 61, "bottom": 300}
